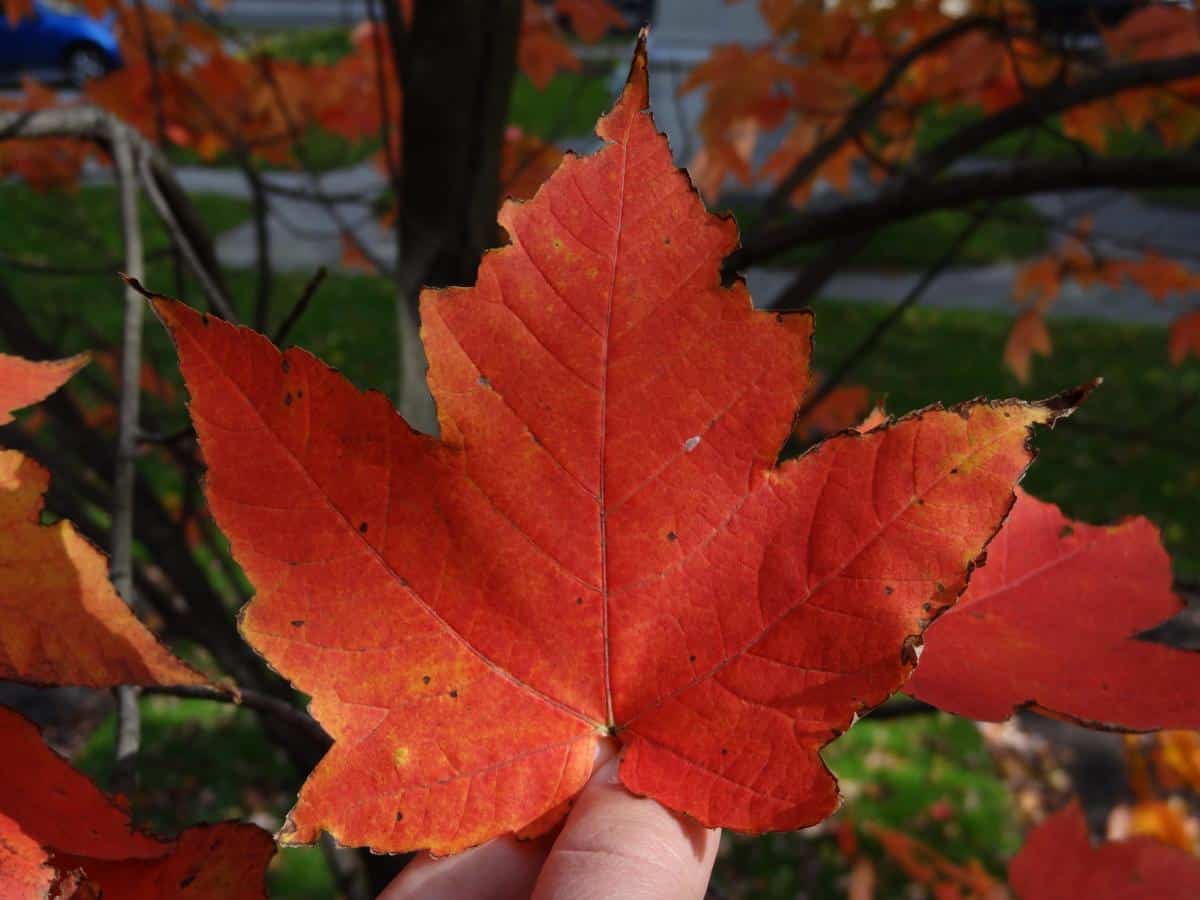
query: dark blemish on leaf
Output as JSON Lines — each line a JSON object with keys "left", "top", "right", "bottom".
{"left": 935, "top": 582, "right": 946, "bottom": 592}
{"left": 180, "top": 874, "right": 196, "bottom": 888}
{"left": 1059, "top": 525, "right": 1075, "bottom": 539}
{"left": 281, "top": 358, "right": 290, "bottom": 373}
{"left": 720, "top": 747, "right": 728, "bottom": 756}
{"left": 916, "top": 498, "right": 925, "bottom": 506}
{"left": 689, "top": 654, "right": 696, "bottom": 663}
{"left": 449, "top": 689, "right": 459, "bottom": 699}
{"left": 950, "top": 467, "right": 958, "bottom": 475}
{"left": 575, "top": 597, "right": 583, "bottom": 605}
{"left": 884, "top": 585, "right": 894, "bottom": 595}
{"left": 775, "top": 313, "right": 784, "bottom": 323}
{"left": 201, "top": 314, "right": 210, "bottom": 326}
{"left": 297, "top": 390, "right": 303, "bottom": 399}
{"left": 359, "top": 522, "right": 368, "bottom": 534}
{"left": 666, "top": 531, "right": 678, "bottom": 542}
{"left": 284, "top": 393, "right": 293, "bottom": 406}
{"left": 663, "top": 237, "right": 671, "bottom": 245}
{"left": 922, "top": 602, "right": 933, "bottom": 613}
{"left": 396, "top": 811, "right": 404, "bottom": 822}
{"left": 422, "top": 675, "right": 431, "bottom": 684}
{"left": 290, "top": 620, "right": 304, "bottom": 628}
{"left": 478, "top": 375, "right": 492, "bottom": 389}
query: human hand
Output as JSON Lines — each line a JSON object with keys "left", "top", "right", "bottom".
{"left": 379, "top": 751, "right": 720, "bottom": 900}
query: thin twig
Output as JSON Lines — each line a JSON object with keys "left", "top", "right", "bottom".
{"left": 791, "top": 204, "right": 998, "bottom": 422}
{"left": 761, "top": 15, "right": 1005, "bottom": 221}
{"left": 140, "top": 684, "right": 329, "bottom": 749}
{"left": 273, "top": 266, "right": 328, "bottom": 345}
{"left": 136, "top": 149, "right": 239, "bottom": 322}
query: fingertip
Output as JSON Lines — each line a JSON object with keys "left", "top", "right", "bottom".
{"left": 379, "top": 833, "right": 554, "bottom": 900}
{"left": 532, "top": 756, "right": 720, "bottom": 900}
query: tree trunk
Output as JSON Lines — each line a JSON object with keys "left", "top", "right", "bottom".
{"left": 393, "top": 0, "right": 522, "bottom": 433}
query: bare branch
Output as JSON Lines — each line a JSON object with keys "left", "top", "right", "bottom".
{"left": 916, "top": 51, "right": 1200, "bottom": 176}
{"left": 110, "top": 131, "right": 145, "bottom": 793}
{"left": 273, "top": 265, "right": 328, "bottom": 345}
{"left": 733, "top": 153, "right": 1200, "bottom": 272}
{"left": 762, "top": 15, "right": 1006, "bottom": 220}
{"left": 140, "top": 684, "right": 330, "bottom": 749}
{"left": 791, "top": 203, "right": 998, "bottom": 420}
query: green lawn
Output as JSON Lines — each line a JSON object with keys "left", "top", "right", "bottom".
{"left": 806, "top": 298, "right": 1200, "bottom": 578}
{"left": 717, "top": 708, "right": 1018, "bottom": 898}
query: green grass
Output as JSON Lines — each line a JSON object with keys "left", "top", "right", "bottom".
{"left": 75, "top": 698, "right": 335, "bottom": 900}
{"left": 806, "top": 298, "right": 1200, "bottom": 577}
{"left": 715, "top": 708, "right": 1016, "bottom": 898}
{"left": 730, "top": 199, "right": 1049, "bottom": 270}
{"left": 0, "top": 183, "right": 250, "bottom": 273}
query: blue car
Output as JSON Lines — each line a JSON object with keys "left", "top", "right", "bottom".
{"left": 0, "top": 1, "right": 122, "bottom": 85}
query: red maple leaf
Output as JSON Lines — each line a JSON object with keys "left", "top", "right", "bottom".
{"left": 908, "top": 490, "right": 1200, "bottom": 730}
{"left": 0, "top": 707, "right": 274, "bottom": 899}
{"left": 1009, "top": 801, "right": 1200, "bottom": 899}
{"left": 156, "top": 41, "right": 1084, "bottom": 855}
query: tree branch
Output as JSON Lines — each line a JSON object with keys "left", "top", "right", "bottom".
{"left": 916, "top": 51, "right": 1200, "bottom": 176}
{"left": 110, "top": 131, "right": 144, "bottom": 794}
{"left": 733, "top": 153, "right": 1200, "bottom": 273}
{"left": 141, "top": 684, "right": 330, "bottom": 750}
{"left": 762, "top": 14, "right": 1006, "bottom": 220}
{"left": 791, "top": 203, "right": 998, "bottom": 419}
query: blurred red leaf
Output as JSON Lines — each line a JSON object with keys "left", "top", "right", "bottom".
{"left": 909, "top": 491, "right": 1200, "bottom": 730}
{"left": 1010, "top": 801, "right": 1200, "bottom": 899}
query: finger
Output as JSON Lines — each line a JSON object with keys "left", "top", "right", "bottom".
{"left": 531, "top": 757, "right": 721, "bottom": 900}
{"left": 378, "top": 833, "right": 554, "bottom": 900}
{"left": 378, "top": 741, "right": 618, "bottom": 900}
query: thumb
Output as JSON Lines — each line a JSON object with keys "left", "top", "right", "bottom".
{"left": 531, "top": 756, "right": 721, "bottom": 900}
